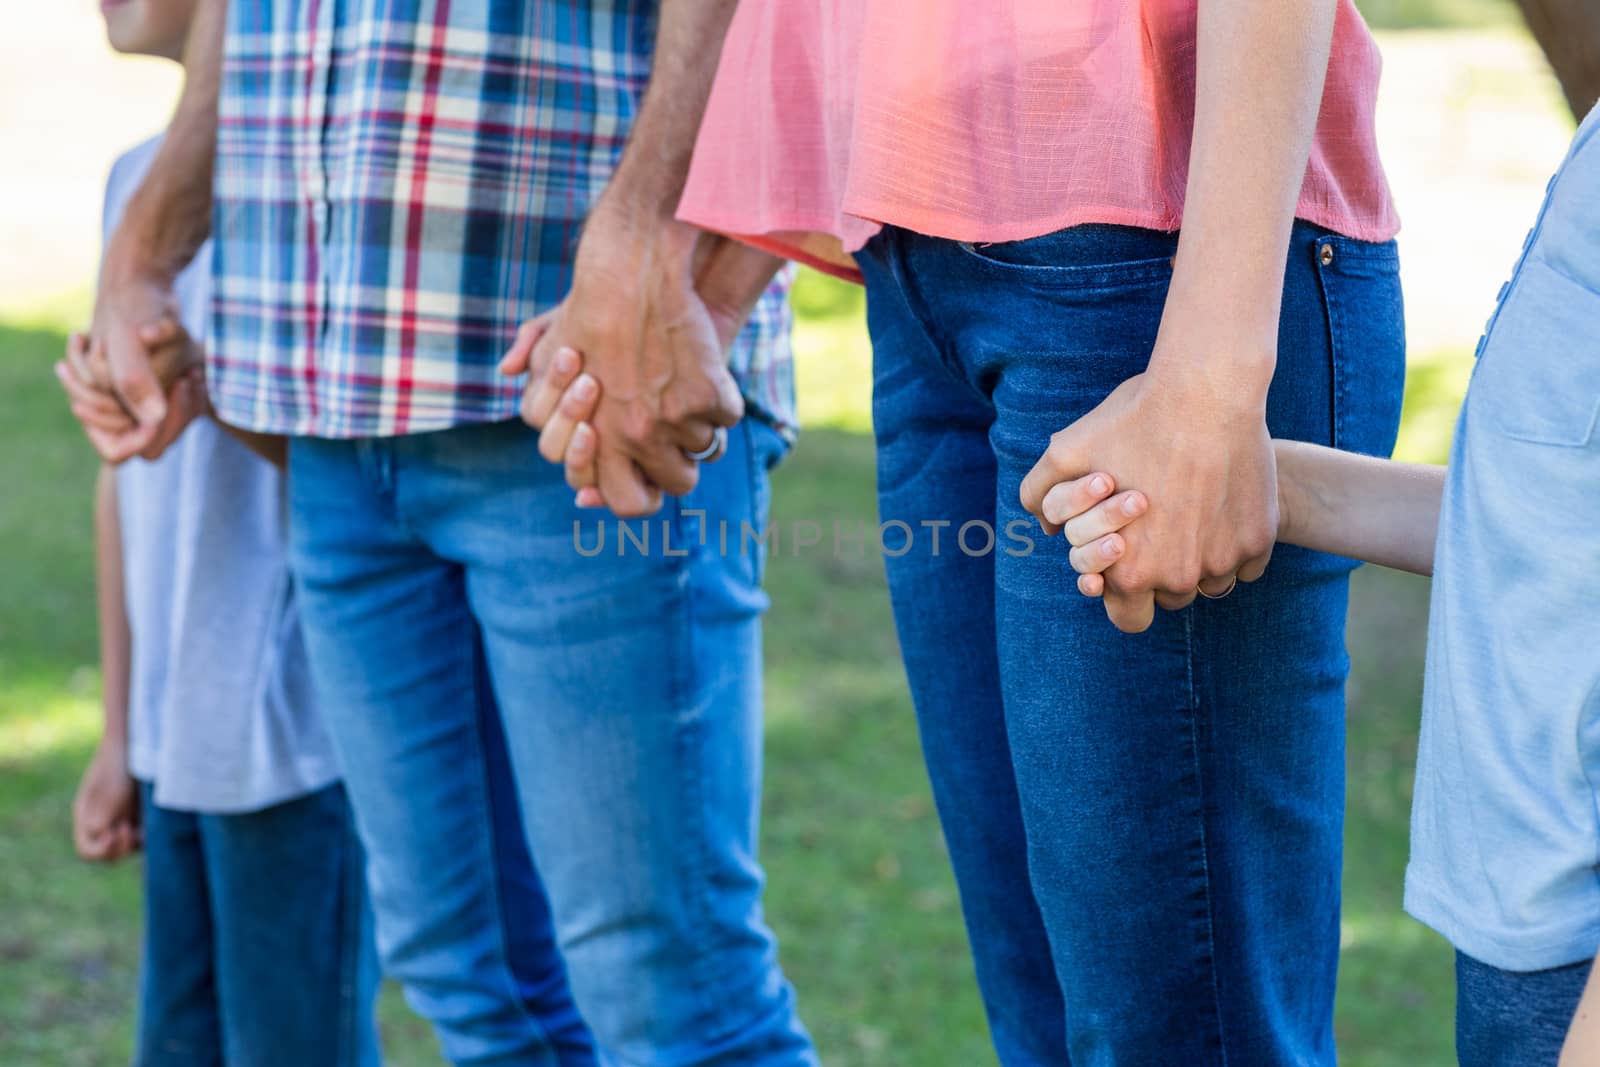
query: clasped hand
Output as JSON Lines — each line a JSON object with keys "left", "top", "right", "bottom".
{"left": 498, "top": 209, "right": 745, "bottom": 519}
{"left": 1019, "top": 367, "right": 1280, "bottom": 634}
{"left": 56, "top": 315, "right": 207, "bottom": 465}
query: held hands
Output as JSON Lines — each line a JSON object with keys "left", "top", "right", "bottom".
{"left": 55, "top": 318, "right": 206, "bottom": 464}
{"left": 85, "top": 264, "right": 191, "bottom": 457}
{"left": 498, "top": 207, "right": 744, "bottom": 518}
{"left": 1043, "top": 449, "right": 1297, "bottom": 606}
{"left": 1019, "top": 368, "right": 1279, "bottom": 634}
{"left": 72, "top": 742, "right": 142, "bottom": 864}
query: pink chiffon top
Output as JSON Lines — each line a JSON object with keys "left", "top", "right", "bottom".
{"left": 679, "top": 0, "right": 1401, "bottom": 282}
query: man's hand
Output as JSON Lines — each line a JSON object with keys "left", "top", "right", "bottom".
{"left": 72, "top": 742, "right": 142, "bottom": 864}
{"left": 1020, "top": 368, "right": 1278, "bottom": 634}
{"left": 500, "top": 209, "right": 743, "bottom": 518}
{"left": 57, "top": 324, "right": 206, "bottom": 464}
{"left": 88, "top": 260, "right": 187, "bottom": 452}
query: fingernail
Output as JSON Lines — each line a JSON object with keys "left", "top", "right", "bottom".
{"left": 1123, "top": 495, "right": 1143, "bottom": 516}
{"left": 573, "top": 374, "right": 597, "bottom": 400}
{"left": 1102, "top": 539, "right": 1121, "bottom": 559}
{"left": 555, "top": 348, "right": 579, "bottom": 375}
{"left": 1090, "top": 475, "right": 1108, "bottom": 496}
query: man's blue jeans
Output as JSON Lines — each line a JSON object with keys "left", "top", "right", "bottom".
{"left": 858, "top": 222, "right": 1406, "bottom": 1065}
{"left": 136, "top": 782, "right": 380, "bottom": 1067}
{"left": 287, "top": 418, "right": 815, "bottom": 1067}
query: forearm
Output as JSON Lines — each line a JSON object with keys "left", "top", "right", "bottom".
{"left": 1154, "top": 0, "right": 1339, "bottom": 400}
{"left": 94, "top": 467, "right": 132, "bottom": 751}
{"left": 1274, "top": 440, "right": 1444, "bottom": 576}
{"left": 695, "top": 236, "right": 786, "bottom": 337}
{"left": 591, "top": 0, "right": 740, "bottom": 259}
{"left": 205, "top": 404, "right": 287, "bottom": 469}
{"left": 1559, "top": 951, "right": 1600, "bottom": 1067}
{"left": 101, "top": 0, "right": 226, "bottom": 283}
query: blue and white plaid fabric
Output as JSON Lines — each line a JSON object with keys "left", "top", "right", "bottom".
{"left": 209, "top": 0, "right": 795, "bottom": 439}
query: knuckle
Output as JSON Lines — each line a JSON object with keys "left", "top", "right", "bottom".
{"left": 1246, "top": 527, "right": 1276, "bottom": 559}
{"left": 619, "top": 404, "right": 655, "bottom": 446}
{"left": 559, "top": 390, "right": 589, "bottom": 419}
{"left": 1110, "top": 565, "right": 1149, "bottom": 592}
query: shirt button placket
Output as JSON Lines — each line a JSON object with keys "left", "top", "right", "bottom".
{"left": 306, "top": 2, "right": 336, "bottom": 352}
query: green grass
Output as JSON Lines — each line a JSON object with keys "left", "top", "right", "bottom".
{"left": 0, "top": 284, "right": 1462, "bottom": 1064}
{"left": 1355, "top": 0, "right": 1518, "bottom": 30}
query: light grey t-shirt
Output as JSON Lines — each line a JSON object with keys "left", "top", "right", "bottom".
{"left": 108, "top": 137, "right": 341, "bottom": 813}
{"left": 1403, "top": 104, "right": 1600, "bottom": 972}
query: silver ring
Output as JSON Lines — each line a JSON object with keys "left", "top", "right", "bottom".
{"left": 1196, "top": 575, "right": 1239, "bottom": 600}
{"left": 683, "top": 426, "right": 727, "bottom": 463}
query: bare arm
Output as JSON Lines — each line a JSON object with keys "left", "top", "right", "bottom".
{"left": 73, "top": 467, "right": 141, "bottom": 863}
{"left": 204, "top": 395, "right": 288, "bottom": 469}
{"left": 1023, "top": 0, "right": 1340, "bottom": 633}
{"left": 694, "top": 237, "right": 786, "bottom": 341}
{"left": 90, "top": 0, "right": 226, "bottom": 443}
{"left": 510, "top": 0, "right": 759, "bottom": 518}
{"left": 1561, "top": 953, "right": 1600, "bottom": 1067}
{"left": 94, "top": 467, "right": 132, "bottom": 753}
{"left": 1273, "top": 441, "right": 1444, "bottom": 577}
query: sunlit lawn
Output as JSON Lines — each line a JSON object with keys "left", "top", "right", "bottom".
{"left": 9, "top": 5, "right": 1572, "bottom": 1059}
{"left": 0, "top": 259, "right": 1460, "bottom": 1064}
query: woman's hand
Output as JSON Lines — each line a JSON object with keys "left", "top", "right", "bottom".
{"left": 1021, "top": 366, "right": 1278, "bottom": 633}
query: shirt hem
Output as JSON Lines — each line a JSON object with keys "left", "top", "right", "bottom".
{"left": 1404, "top": 869, "right": 1600, "bottom": 972}
{"left": 683, "top": 200, "right": 1402, "bottom": 281}
{"left": 144, "top": 760, "right": 344, "bottom": 816}
{"left": 216, "top": 396, "right": 795, "bottom": 442}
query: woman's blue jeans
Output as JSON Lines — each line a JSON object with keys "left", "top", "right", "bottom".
{"left": 857, "top": 221, "right": 1406, "bottom": 1066}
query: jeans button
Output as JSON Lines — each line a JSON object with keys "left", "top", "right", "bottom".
{"left": 1319, "top": 244, "right": 1335, "bottom": 267}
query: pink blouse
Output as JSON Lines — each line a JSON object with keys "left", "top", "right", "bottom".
{"left": 679, "top": 0, "right": 1400, "bottom": 283}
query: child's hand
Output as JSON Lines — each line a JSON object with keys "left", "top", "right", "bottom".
{"left": 1039, "top": 473, "right": 1150, "bottom": 599}
{"left": 72, "top": 743, "right": 142, "bottom": 863}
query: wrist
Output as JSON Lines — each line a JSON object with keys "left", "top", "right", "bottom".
{"left": 1144, "top": 354, "right": 1273, "bottom": 422}
{"left": 96, "top": 731, "right": 129, "bottom": 760}
{"left": 1272, "top": 439, "right": 1309, "bottom": 545}
{"left": 99, "top": 238, "right": 178, "bottom": 293}
{"left": 586, "top": 191, "right": 702, "bottom": 272}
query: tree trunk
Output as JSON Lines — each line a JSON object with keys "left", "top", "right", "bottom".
{"left": 1512, "top": 0, "right": 1600, "bottom": 119}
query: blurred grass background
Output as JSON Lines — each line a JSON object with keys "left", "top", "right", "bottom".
{"left": 0, "top": 1, "right": 1582, "bottom": 1064}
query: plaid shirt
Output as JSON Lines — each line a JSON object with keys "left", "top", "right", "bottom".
{"left": 209, "top": 0, "right": 795, "bottom": 439}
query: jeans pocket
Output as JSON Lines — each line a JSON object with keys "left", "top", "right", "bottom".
{"left": 1470, "top": 258, "right": 1600, "bottom": 448}
{"left": 742, "top": 420, "right": 786, "bottom": 588}
{"left": 954, "top": 223, "right": 1177, "bottom": 290}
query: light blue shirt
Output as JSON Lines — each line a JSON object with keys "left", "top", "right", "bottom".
{"left": 1404, "top": 104, "right": 1600, "bottom": 971}
{"left": 108, "top": 137, "right": 341, "bottom": 813}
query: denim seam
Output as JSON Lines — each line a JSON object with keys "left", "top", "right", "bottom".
{"left": 1183, "top": 610, "right": 1230, "bottom": 1065}
{"left": 336, "top": 801, "right": 361, "bottom": 1067}
{"left": 742, "top": 420, "right": 765, "bottom": 589}
{"left": 334, "top": 831, "right": 353, "bottom": 1067}
{"left": 952, "top": 242, "right": 1177, "bottom": 290}
{"left": 465, "top": 687, "right": 558, "bottom": 1062}
{"left": 671, "top": 495, "right": 726, "bottom": 1033}
{"left": 1315, "top": 240, "right": 1346, "bottom": 452}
